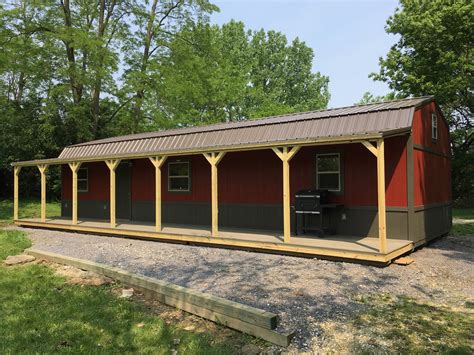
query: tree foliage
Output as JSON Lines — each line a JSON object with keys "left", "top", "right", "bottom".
{"left": 371, "top": 0, "right": 473, "bottom": 205}
{"left": 0, "top": 2, "right": 329, "bottom": 199}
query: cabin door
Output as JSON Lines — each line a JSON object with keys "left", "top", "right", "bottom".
{"left": 116, "top": 161, "right": 132, "bottom": 220}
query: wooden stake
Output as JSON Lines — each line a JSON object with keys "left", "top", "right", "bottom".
{"left": 203, "top": 152, "right": 226, "bottom": 237}
{"left": 68, "top": 162, "right": 82, "bottom": 225}
{"left": 272, "top": 146, "right": 300, "bottom": 243}
{"left": 377, "top": 139, "right": 387, "bottom": 253}
{"left": 13, "top": 166, "right": 21, "bottom": 220}
{"left": 38, "top": 164, "right": 49, "bottom": 222}
{"left": 106, "top": 159, "right": 121, "bottom": 228}
{"left": 149, "top": 156, "right": 167, "bottom": 231}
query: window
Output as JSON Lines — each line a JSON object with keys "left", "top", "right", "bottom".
{"left": 431, "top": 112, "right": 438, "bottom": 140}
{"left": 316, "top": 153, "right": 341, "bottom": 191}
{"left": 168, "top": 161, "right": 190, "bottom": 192}
{"left": 77, "top": 168, "right": 88, "bottom": 192}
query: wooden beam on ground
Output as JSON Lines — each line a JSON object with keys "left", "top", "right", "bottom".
{"left": 377, "top": 139, "right": 387, "bottom": 253}
{"left": 13, "top": 166, "right": 21, "bottom": 220}
{"left": 68, "top": 162, "right": 82, "bottom": 225}
{"left": 203, "top": 152, "right": 226, "bottom": 237}
{"left": 38, "top": 164, "right": 49, "bottom": 222}
{"left": 105, "top": 159, "right": 121, "bottom": 228}
{"left": 272, "top": 146, "right": 300, "bottom": 243}
{"left": 149, "top": 156, "right": 167, "bottom": 231}
{"left": 26, "top": 249, "right": 292, "bottom": 346}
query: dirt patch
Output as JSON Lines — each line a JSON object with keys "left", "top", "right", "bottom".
{"left": 52, "top": 264, "right": 113, "bottom": 286}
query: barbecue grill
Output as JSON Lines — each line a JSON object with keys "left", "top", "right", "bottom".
{"left": 294, "top": 189, "right": 329, "bottom": 236}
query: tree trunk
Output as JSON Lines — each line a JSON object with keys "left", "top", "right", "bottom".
{"left": 61, "top": 0, "right": 82, "bottom": 104}
{"left": 131, "top": 0, "right": 158, "bottom": 133}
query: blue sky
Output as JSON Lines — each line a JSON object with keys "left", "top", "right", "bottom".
{"left": 211, "top": 0, "right": 400, "bottom": 108}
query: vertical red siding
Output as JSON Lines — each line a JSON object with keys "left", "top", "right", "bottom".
{"left": 61, "top": 137, "right": 410, "bottom": 208}
{"left": 131, "top": 155, "right": 211, "bottom": 202}
{"left": 412, "top": 102, "right": 451, "bottom": 206}
{"left": 62, "top": 162, "right": 109, "bottom": 200}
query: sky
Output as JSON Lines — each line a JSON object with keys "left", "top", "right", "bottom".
{"left": 210, "top": 0, "right": 400, "bottom": 108}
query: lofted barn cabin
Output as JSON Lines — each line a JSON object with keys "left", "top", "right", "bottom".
{"left": 12, "top": 96, "right": 452, "bottom": 264}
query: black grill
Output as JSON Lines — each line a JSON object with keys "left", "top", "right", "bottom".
{"left": 295, "top": 189, "right": 328, "bottom": 212}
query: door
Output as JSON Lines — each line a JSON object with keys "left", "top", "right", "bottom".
{"left": 116, "top": 161, "right": 132, "bottom": 220}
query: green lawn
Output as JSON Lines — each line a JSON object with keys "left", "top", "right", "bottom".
{"left": 0, "top": 230, "right": 242, "bottom": 354}
{"left": 0, "top": 199, "right": 61, "bottom": 226}
{"left": 348, "top": 294, "right": 474, "bottom": 354}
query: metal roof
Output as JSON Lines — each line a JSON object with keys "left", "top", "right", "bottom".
{"left": 14, "top": 96, "right": 434, "bottom": 166}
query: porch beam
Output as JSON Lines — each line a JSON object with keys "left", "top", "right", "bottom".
{"left": 38, "top": 164, "right": 49, "bottom": 222}
{"left": 68, "top": 162, "right": 82, "bottom": 225}
{"left": 149, "top": 156, "right": 167, "bottom": 231}
{"left": 203, "top": 152, "right": 226, "bottom": 237}
{"left": 361, "top": 141, "right": 378, "bottom": 157}
{"left": 13, "top": 166, "right": 21, "bottom": 220}
{"left": 272, "top": 146, "right": 301, "bottom": 243}
{"left": 105, "top": 159, "right": 121, "bottom": 228}
{"left": 376, "top": 139, "right": 387, "bottom": 253}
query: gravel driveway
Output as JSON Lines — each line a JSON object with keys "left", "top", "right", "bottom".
{"left": 14, "top": 227, "right": 474, "bottom": 350}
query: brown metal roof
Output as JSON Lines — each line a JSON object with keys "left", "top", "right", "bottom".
{"left": 13, "top": 96, "right": 433, "bottom": 166}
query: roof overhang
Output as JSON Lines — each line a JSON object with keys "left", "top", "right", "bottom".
{"left": 11, "top": 129, "right": 410, "bottom": 167}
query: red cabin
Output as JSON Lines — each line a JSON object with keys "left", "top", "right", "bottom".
{"left": 13, "top": 97, "right": 452, "bottom": 264}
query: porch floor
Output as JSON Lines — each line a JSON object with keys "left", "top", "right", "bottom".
{"left": 15, "top": 217, "right": 414, "bottom": 263}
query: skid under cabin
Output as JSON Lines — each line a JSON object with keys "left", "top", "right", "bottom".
{"left": 12, "top": 96, "right": 452, "bottom": 264}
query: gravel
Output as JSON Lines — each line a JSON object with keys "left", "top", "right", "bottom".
{"left": 13, "top": 227, "right": 474, "bottom": 350}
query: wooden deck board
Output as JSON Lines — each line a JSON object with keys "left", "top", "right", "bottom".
{"left": 16, "top": 217, "right": 413, "bottom": 263}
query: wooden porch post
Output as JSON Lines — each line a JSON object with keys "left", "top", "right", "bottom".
{"left": 13, "top": 166, "right": 21, "bottom": 221}
{"left": 68, "top": 162, "right": 82, "bottom": 225}
{"left": 361, "top": 140, "right": 387, "bottom": 253}
{"left": 38, "top": 164, "right": 49, "bottom": 222}
{"left": 376, "top": 139, "right": 387, "bottom": 253}
{"left": 272, "top": 146, "right": 300, "bottom": 243}
{"left": 149, "top": 156, "right": 167, "bottom": 231}
{"left": 106, "top": 159, "right": 121, "bottom": 228}
{"left": 203, "top": 152, "right": 226, "bottom": 237}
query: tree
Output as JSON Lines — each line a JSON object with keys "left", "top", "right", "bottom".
{"left": 150, "top": 21, "right": 330, "bottom": 126}
{"left": 371, "top": 0, "right": 473, "bottom": 205}
{"left": 357, "top": 92, "right": 403, "bottom": 105}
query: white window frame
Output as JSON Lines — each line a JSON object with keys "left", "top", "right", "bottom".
{"left": 168, "top": 161, "right": 190, "bottom": 192}
{"left": 431, "top": 112, "right": 438, "bottom": 140}
{"left": 77, "top": 167, "right": 88, "bottom": 193}
{"left": 316, "top": 153, "right": 341, "bottom": 192}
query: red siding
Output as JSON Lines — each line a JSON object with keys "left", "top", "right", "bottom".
{"left": 412, "top": 102, "right": 451, "bottom": 206}
{"left": 62, "top": 138, "right": 410, "bottom": 208}
{"left": 131, "top": 155, "right": 211, "bottom": 202}
{"left": 62, "top": 162, "right": 110, "bottom": 200}
{"left": 62, "top": 137, "right": 406, "bottom": 207}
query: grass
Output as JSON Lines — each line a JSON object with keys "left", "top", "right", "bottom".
{"left": 453, "top": 208, "right": 474, "bottom": 220}
{"left": 451, "top": 222, "right": 474, "bottom": 236}
{"left": 0, "top": 230, "right": 242, "bottom": 354}
{"left": 0, "top": 199, "right": 61, "bottom": 226}
{"left": 348, "top": 294, "right": 474, "bottom": 354}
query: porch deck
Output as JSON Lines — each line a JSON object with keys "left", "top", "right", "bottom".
{"left": 15, "top": 217, "right": 413, "bottom": 264}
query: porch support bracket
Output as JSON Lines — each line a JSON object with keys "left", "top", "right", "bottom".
{"left": 149, "top": 156, "right": 167, "bottom": 232}
{"left": 105, "top": 159, "right": 121, "bottom": 228}
{"left": 68, "top": 162, "right": 82, "bottom": 225}
{"left": 203, "top": 152, "right": 226, "bottom": 237}
{"left": 272, "top": 146, "right": 301, "bottom": 243}
{"left": 37, "top": 164, "right": 49, "bottom": 222}
{"left": 13, "top": 166, "right": 22, "bottom": 220}
{"left": 361, "top": 140, "right": 387, "bottom": 253}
